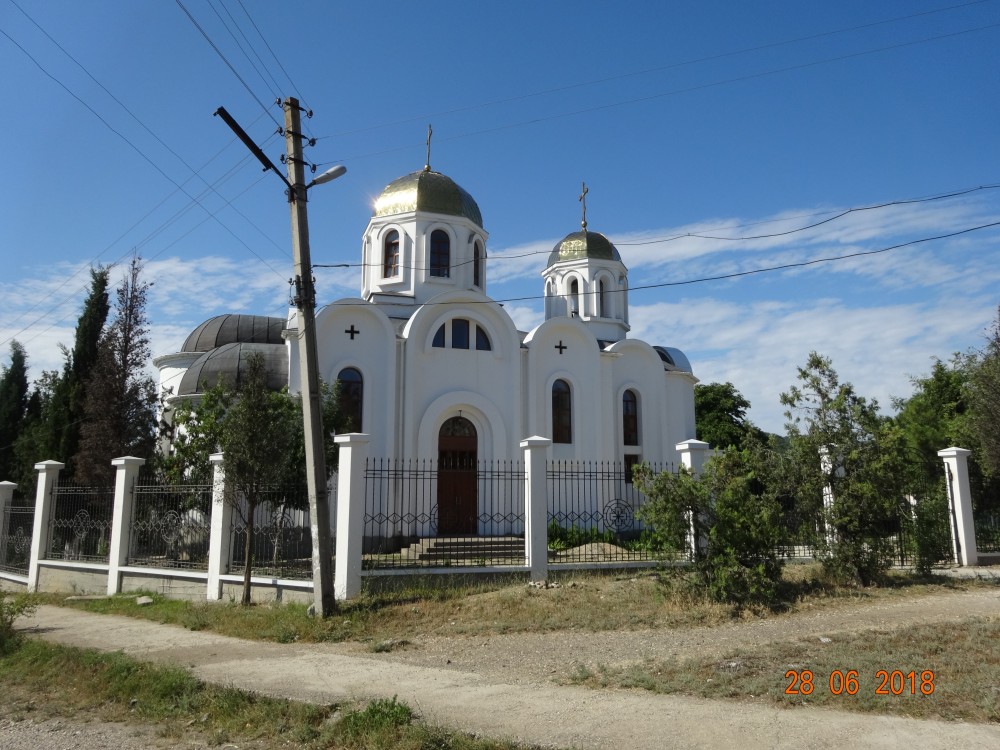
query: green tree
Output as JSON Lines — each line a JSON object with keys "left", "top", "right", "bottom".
{"left": 75, "top": 258, "right": 157, "bottom": 485}
{"left": 694, "top": 382, "right": 762, "bottom": 449}
{"left": 781, "top": 352, "right": 908, "bottom": 586}
{"left": 0, "top": 341, "right": 29, "bottom": 484}
{"left": 967, "top": 306, "right": 1000, "bottom": 479}
{"left": 635, "top": 440, "right": 785, "bottom": 607}
{"left": 10, "top": 268, "right": 110, "bottom": 484}
{"left": 220, "top": 352, "right": 303, "bottom": 605}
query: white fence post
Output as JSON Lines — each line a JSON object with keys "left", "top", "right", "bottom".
{"left": 0, "top": 482, "right": 15, "bottom": 564}
{"left": 521, "top": 436, "right": 552, "bottom": 582}
{"left": 334, "top": 433, "right": 369, "bottom": 601}
{"left": 107, "top": 456, "right": 146, "bottom": 595}
{"left": 938, "top": 447, "right": 978, "bottom": 566}
{"left": 676, "top": 439, "right": 712, "bottom": 558}
{"left": 819, "top": 446, "right": 838, "bottom": 550}
{"left": 206, "top": 452, "right": 232, "bottom": 601}
{"left": 27, "top": 460, "right": 64, "bottom": 592}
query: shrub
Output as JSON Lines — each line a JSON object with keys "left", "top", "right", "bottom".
{"left": 635, "top": 444, "right": 785, "bottom": 608}
{"left": 0, "top": 591, "right": 36, "bottom": 654}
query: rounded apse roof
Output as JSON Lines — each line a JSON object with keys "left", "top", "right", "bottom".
{"left": 182, "top": 314, "right": 285, "bottom": 353}
{"left": 177, "top": 342, "right": 288, "bottom": 396}
{"left": 547, "top": 230, "right": 622, "bottom": 267}
{"left": 373, "top": 169, "right": 483, "bottom": 229}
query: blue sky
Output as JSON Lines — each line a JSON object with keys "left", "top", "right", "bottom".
{"left": 1, "top": 1, "right": 998, "bottom": 434}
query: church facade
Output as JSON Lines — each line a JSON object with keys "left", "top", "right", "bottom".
{"left": 155, "top": 164, "right": 697, "bottom": 491}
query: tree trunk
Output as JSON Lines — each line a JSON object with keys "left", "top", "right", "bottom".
{"left": 242, "top": 497, "right": 255, "bottom": 606}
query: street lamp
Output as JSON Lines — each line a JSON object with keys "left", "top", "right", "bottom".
{"left": 308, "top": 164, "right": 347, "bottom": 189}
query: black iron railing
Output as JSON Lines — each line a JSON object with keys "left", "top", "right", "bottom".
{"left": 230, "top": 484, "right": 314, "bottom": 580}
{"left": 1, "top": 505, "right": 34, "bottom": 574}
{"left": 129, "top": 480, "right": 213, "bottom": 570}
{"left": 47, "top": 485, "right": 114, "bottom": 563}
{"left": 363, "top": 458, "right": 526, "bottom": 568}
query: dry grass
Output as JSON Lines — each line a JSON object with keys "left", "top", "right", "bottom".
{"left": 567, "top": 616, "right": 1000, "bottom": 723}
{"left": 44, "top": 565, "right": 982, "bottom": 647}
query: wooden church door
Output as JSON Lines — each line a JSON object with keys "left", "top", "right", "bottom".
{"left": 438, "top": 416, "right": 477, "bottom": 535}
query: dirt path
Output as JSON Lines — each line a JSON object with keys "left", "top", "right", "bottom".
{"left": 13, "top": 585, "right": 1000, "bottom": 750}
{"left": 343, "top": 586, "right": 1000, "bottom": 684}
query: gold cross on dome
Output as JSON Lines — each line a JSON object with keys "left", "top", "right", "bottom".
{"left": 579, "top": 181, "right": 589, "bottom": 230}
{"left": 425, "top": 124, "right": 433, "bottom": 172}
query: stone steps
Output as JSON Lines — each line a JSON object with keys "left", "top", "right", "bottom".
{"left": 400, "top": 535, "right": 526, "bottom": 563}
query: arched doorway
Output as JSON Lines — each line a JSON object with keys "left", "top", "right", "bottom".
{"left": 438, "top": 416, "right": 477, "bottom": 534}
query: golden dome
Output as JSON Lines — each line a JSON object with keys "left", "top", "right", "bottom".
{"left": 373, "top": 170, "right": 483, "bottom": 229}
{"left": 547, "top": 230, "right": 621, "bottom": 267}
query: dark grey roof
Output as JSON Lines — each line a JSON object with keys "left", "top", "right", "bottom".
{"left": 654, "top": 346, "right": 693, "bottom": 374}
{"left": 177, "top": 342, "right": 288, "bottom": 396}
{"left": 547, "top": 230, "right": 621, "bottom": 267}
{"left": 182, "top": 314, "right": 285, "bottom": 353}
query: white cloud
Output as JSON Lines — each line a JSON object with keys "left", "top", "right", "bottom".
{"left": 630, "top": 293, "right": 997, "bottom": 435}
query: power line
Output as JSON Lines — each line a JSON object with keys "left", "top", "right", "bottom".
{"left": 234, "top": 0, "right": 311, "bottom": 115}
{"left": 313, "top": 183, "right": 1000, "bottom": 274}
{"left": 174, "top": 0, "right": 280, "bottom": 126}
{"left": 310, "top": 218, "right": 1000, "bottom": 310}
{"left": 316, "top": 19, "right": 1000, "bottom": 166}
{"left": 316, "top": 0, "right": 998, "bottom": 141}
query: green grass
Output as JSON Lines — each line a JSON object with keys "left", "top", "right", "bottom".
{"left": 0, "top": 637, "right": 542, "bottom": 749}
{"left": 566, "top": 616, "right": 1000, "bottom": 723}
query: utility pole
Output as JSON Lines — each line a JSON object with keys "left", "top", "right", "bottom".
{"left": 214, "top": 100, "right": 337, "bottom": 616}
{"left": 283, "top": 97, "right": 336, "bottom": 616}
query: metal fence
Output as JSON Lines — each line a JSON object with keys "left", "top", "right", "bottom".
{"left": 975, "top": 510, "right": 1000, "bottom": 554}
{"left": 46, "top": 485, "right": 114, "bottom": 563}
{"left": 547, "top": 460, "right": 677, "bottom": 564}
{"left": 230, "top": 483, "right": 314, "bottom": 579}
{"left": 363, "top": 458, "right": 526, "bottom": 568}
{"left": 1, "top": 504, "right": 34, "bottom": 574}
{"left": 129, "top": 478, "right": 213, "bottom": 570}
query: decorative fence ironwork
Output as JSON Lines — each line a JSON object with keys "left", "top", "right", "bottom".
{"left": 1, "top": 505, "right": 34, "bottom": 574}
{"left": 47, "top": 485, "right": 114, "bottom": 563}
{"left": 546, "top": 460, "right": 677, "bottom": 564}
{"left": 363, "top": 458, "right": 526, "bottom": 568}
{"left": 230, "top": 483, "right": 314, "bottom": 580}
{"left": 975, "top": 510, "right": 1000, "bottom": 554}
{"left": 129, "top": 479, "right": 213, "bottom": 570}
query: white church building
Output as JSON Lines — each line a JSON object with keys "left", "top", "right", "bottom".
{"left": 156, "top": 163, "right": 698, "bottom": 530}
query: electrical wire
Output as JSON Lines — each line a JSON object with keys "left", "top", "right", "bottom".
{"left": 174, "top": 0, "right": 280, "bottom": 126}
{"left": 312, "top": 183, "right": 1000, "bottom": 274}
{"left": 310, "top": 218, "right": 1000, "bottom": 310}
{"left": 316, "top": 0, "right": 998, "bottom": 141}
{"left": 314, "top": 20, "right": 1000, "bottom": 166}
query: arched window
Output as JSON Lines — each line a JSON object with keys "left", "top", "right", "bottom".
{"left": 383, "top": 230, "right": 399, "bottom": 277}
{"left": 452, "top": 318, "right": 470, "bottom": 349}
{"left": 475, "top": 325, "right": 492, "bottom": 351}
{"left": 623, "top": 389, "right": 639, "bottom": 446}
{"left": 336, "top": 367, "right": 363, "bottom": 432}
{"left": 552, "top": 379, "right": 572, "bottom": 444}
{"left": 473, "top": 241, "right": 483, "bottom": 287}
{"left": 432, "top": 324, "right": 446, "bottom": 348}
{"left": 569, "top": 279, "right": 580, "bottom": 316}
{"left": 599, "top": 279, "right": 607, "bottom": 318}
{"left": 430, "top": 229, "right": 450, "bottom": 278}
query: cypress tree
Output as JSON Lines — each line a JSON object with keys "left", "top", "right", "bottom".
{"left": 75, "top": 258, "right": 157, "bottom": 485}
{"left": 0, "top": 341, "right": 29, "bottom": 483}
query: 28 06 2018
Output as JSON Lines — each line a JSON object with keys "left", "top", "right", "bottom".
{"left": 784, "top": 669, "right": 936, "bottom": 696}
